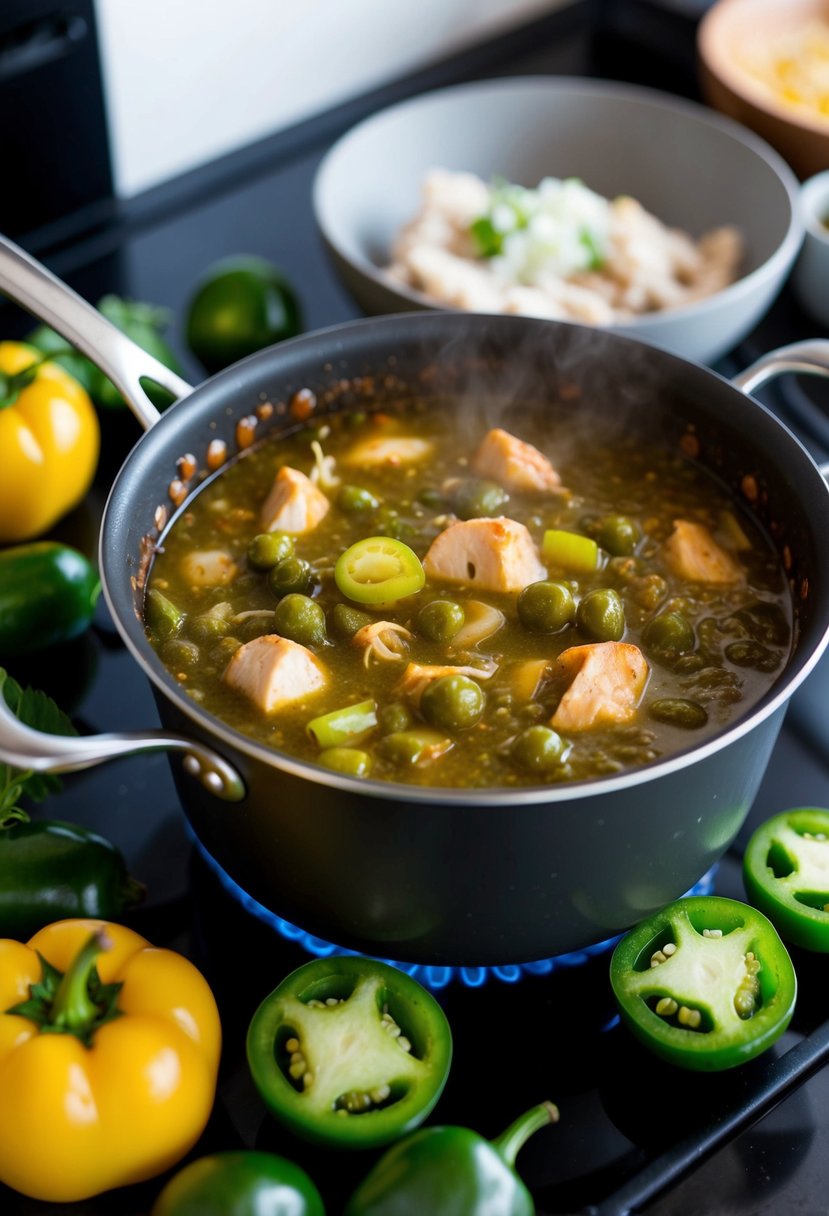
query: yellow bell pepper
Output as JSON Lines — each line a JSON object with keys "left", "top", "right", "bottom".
{"left": 0, "top": 918, "right": 222, "bottom": 1202}
{"left": 0, "top": 341, "right": 100, "bottom": 543}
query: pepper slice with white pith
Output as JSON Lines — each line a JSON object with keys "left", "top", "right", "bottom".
{"left": 609, "top": 895, "right": 796, "bottom": 1072}
{"left": 246, "top": 956, "right": 452, "bottom": 1148}
{"left": 743, "top": 808, "right": 829, "bottom": 952}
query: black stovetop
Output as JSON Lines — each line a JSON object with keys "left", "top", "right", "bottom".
{"left": 4, "top": 3, "right": 829, "bottom": 1213}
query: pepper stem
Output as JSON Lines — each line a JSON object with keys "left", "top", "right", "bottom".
{"left": 48, "top": 931, "right": 110, "bottom": 1034}
{"left": 0, "top": 359, "right": 44, "bottom": 411}
{"left": 493, "top": 1101, "right": 560, "bottom": 1167}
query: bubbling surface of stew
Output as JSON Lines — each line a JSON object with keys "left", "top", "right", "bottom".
{"left": 145, "top": 399, "right": 792, "bottom": 788}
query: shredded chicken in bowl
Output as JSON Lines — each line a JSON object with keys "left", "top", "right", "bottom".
{"left": 388, "top": 170, "right": 743, "bottom": 325}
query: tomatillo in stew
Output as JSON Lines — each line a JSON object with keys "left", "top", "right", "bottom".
{"left": 743, "top": 808, "right": 829, "bottom": 952}
{"left": 246, "top": 956, "right": 452, "bottom": 1148}
{"left": 610, "top": 896, "right": 796, "bottom": 1071}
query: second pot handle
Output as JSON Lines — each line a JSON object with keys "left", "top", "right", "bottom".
{"left": 0, "top": 692, "right": 245, "bottom": 802}
{"left": 0, "top": 234, "right": 194, "bottom": 431}
{"left": 732, "top": 340, "right": 829, "bottom": 396}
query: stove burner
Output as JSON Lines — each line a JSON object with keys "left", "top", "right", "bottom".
{"left": 191, "top": 832, "right": 716, "bottom": 989}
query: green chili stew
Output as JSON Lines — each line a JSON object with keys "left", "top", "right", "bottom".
{"left": 144, "top": 398, "right": 792, "bottom": 788}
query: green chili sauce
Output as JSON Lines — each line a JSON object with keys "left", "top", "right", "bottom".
{"left": 145, "top": 402, "right": 792, "bottom": 788}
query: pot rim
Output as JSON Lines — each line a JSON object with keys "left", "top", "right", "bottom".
{"left": 100, "top": 312, "right": 829, "bottom": 808}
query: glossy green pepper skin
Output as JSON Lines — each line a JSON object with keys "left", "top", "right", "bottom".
{"left": 0, "top": 542, "right": 100, "bottom": 658}
{"left": 151, "top": 1151, "right": 325, "bottom": 1216}
{"left": 344, "top": 1102, "right": 558, "bottom": 1216}
{"left": 0, "top": 820, "right": 143, "bottom": 940}
{"left": 743, "top": 808, "right": 829, "bottom": 951}
{"left": 610, "top": 895, "right": 796, "bottom": 1071}
{"left": 247, "top": 956, "right": 452, "bottom": 1150}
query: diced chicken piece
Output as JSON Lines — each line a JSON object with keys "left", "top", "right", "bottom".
{"left": 223, "top": 635, "right": 327, "bottom": 714}
{"left": 260, "top": 466, "right": 330, "bottom": 534}
{"left": 343, "top": 436, "right": 433, "bottom": 467}
{"left": 472, "top": 428, "right": 562, "bottom": 494}
{"left": 397, "top": 661, "right": 497, "bottom": 704}
{"left": 662, "top": 519, "right": 743, "bottom": 584}
{"left": 180, "top": 550, "right": 238, "bottom": 587}
{"left": 423, "top": 517, "right": 546, "bottom": 593}
{"left": 552, "top": 642, "right": 649, "bottom": 733}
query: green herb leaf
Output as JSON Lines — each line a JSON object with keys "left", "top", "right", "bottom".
{"left": 579, "top": 228, "right": 606, "bottom": 271}
{"left": 470, "top": 216, "right": 504, "bottom": 258}
{"left": 0, "top": 668, "right": 77, "bottom": 823}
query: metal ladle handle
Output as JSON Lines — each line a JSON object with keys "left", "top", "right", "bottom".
{"left": 0, "top": 234, "right": 194, "bottom": 431}
{"left": 0, "top": 234, "right": 244, "bottom": 802}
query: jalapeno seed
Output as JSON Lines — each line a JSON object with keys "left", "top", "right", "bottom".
{"left": 274, "top": 594, "right": 327, "bottom": 647}
{"left": 511, "top": 725, "right": 569, "bottom": 773}
{"left": 248, "top": 531, "right": 294, "bottom": 571}
{"left": 417, "top": 599, "right": 465, "bottom": 642}
{"left": 517, "top": 580, "right": 575, "bottom": 633}
{"left": 576, "top": 588, "right": 625, "bottom": 641}
{"left": 421, "top": 674, "right": 485, "bottom": 731}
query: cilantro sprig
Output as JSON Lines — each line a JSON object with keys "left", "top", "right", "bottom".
{"left": 0, "top": 668, "right": 76, "bottom": 828}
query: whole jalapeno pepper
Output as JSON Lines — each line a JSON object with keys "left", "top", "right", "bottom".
{"left": 0, "top": 819, "right": 144, "bottom": 940}
{"left": 151, "top": 1150, "right": 325, "bottom": 1216}
{"left": 0, "top": 541, "right": 100, "bottom": 657}
{"left": 247, "top": 956, "right": 452, "bottom": 1149}
{"left": 344, "top": 1101, "right": 559, "bottom": 1216}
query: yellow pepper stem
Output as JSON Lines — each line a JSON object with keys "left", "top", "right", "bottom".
{"left": 0, "top": 360, "right": 44, "bottom": 410}
{"left": 46, "top": 931, "right": 113, "bottom": 1038}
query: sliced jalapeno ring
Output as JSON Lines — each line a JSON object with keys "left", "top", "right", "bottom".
{"left": 610, "top": 895, "right": 796, "bottom": 1071}
{"left": 335, "top": 537, "right": 425, "bottom": 606}
{"left": 743, "top": 808, "right": 829, "bottom": 952}
{"left": 246, "top": 956, "right": 452, "bottom": 1149}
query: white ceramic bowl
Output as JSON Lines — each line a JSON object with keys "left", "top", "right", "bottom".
{"left": 793, "top": 170, "right": 829, "bottom": 328}
{"left": 314, "top": 77, "right": 803, "bottom": 364}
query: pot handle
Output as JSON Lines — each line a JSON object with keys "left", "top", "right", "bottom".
{"left": 0, "top": 234, "right": 194, "bottom": 431}
{"left": 732, "top": 339, "right": 829, "bottom": 396}
{"left": 732, "top": 340, "right": 829, "bottom": 482}
{"left": 0, "top": 692, "right": 245, "bottom": 802}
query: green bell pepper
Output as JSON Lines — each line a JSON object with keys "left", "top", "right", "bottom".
{"left": 743, "top": 808, "right": 829, "bottom": 951}
{"left": 344, "top": 1101, "right": 559, "bottom": 1215}
{"left": 246, "top": 956, "right": 452, "bottom": 1149}
{"left": 0, "top": 819, "right": 144, "bottom": 940}
{"left": 151, "top": 1151, "right": 325, "bottom": 1216}
{"left": 610, "top": 895, "right": 797, "bottom": 1071}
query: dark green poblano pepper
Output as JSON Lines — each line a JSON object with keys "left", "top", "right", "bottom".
{"left": 343, "top": 1101, "right": 559, "bottom": 1216}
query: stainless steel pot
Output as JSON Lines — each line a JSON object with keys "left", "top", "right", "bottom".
{"left": 2, "top": 236, "right": 829, "bottom": 966}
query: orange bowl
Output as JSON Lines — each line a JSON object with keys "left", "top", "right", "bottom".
{"left": 698, "top": 0, "right": 829, "bottom": 179}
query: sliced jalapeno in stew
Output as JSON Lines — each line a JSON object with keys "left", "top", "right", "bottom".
{"left": 743, "top": 808, "right": 829, "bottom": 952}
{"left": 335, "top": 537, "right": 425, "bottom": 606}
{"left": 610, "top": 895, "right": 796, "bottom": 1071}
{"left": 247, "top": 956, "right": 452, "bottom": 1148}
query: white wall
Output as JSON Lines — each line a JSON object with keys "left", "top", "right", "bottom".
{"left": 95, "top": 0, "right": 569, "bottom": 198}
